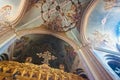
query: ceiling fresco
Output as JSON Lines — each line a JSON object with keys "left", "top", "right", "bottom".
{"left": 16, "top": 0, "right": 91, "bottom": 31}
{"left": 86, "top": 0, "right": 120, "bottom": 79}
{"left": 0, "top": 33, "right": 89, "bottom": 80}
{"left": 86, "top": 0, "right": 120, "bottom": 52}
{"left": 0, "top": 0, "right": 21, "bottom": 22}
{"left": 12, "top": 34, "right": 77, "bottom": 72}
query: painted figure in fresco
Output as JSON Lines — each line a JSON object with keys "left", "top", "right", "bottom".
{"left": 103, "top": 0, "right": 116, "bottom": 10}
{"left": 66, "top": 4, "right": 76, "bottom": 22}
{"left": 91, "top": 30, "right": 115, "bottom": 49}
{"left": 0, "top": 5, "right": 12, "bottom": 36}
{"left": 65, "top": 45, "right": 76, "bottom": 57}
{"left": 47, "top": 16, "right": 63, "bottom": 31}
{"left": 0, "top": 5, "right": 12, "bottom": 21}
{"left": 66, "top": 1, "right": 82, "bottom": 23}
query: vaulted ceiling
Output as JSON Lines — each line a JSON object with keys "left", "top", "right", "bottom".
{"left": 0, "top": 0, "right": 120, "bottom": 80}
{"left": 16, "top": 0, "right": 90, "bottom": 31}
{"left": 1, "top": 0, "right": 119, "bottom": 52}
{"left": 0, "top": 0, "right": 92, "bottom": 46}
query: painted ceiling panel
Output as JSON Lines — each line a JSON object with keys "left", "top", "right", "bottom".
{"left": 0, "top": 0, "right": 21, "bottom": 21}
{"left": 86, "top": 0, "right": 120, "bottom": 52}
{"left": 16, "top": 0, "right": 91, "bottom": 31}
{"left": 13, "top": 34, "right": 77, "bottom": 72}
{"left": 86, "top": 0, "right": 120, "bottom": 79}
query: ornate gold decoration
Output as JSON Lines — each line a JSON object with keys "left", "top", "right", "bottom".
{"left": 36, "top": 51, "right": 57, "bottom": 65}
{"left": 0, "top": 61, "right": 84, "bottom": 80}
{"left": 45, "top": 0, "right": 82, "bottom": 32}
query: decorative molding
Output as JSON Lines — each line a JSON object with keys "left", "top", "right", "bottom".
{"left": 11, "top": 0, "right": 30, "bottom": 26}
{"left": 16, "top": 26, "right": 79, "bottom": 51}
{"left": 79, "top": 0, "right": 113, "bottom": 80}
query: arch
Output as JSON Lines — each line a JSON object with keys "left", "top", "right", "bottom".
{"left": 11, "top": 0, "right": 29, "bottom": 25}
{"left": 79, "top": 0, "right": 98, "bottom": 44}
{"left": 14, "top": 27, "right": 84, "bottom": 73}
{"left": 16, "top": 27, "right": 79, "bottom": 51}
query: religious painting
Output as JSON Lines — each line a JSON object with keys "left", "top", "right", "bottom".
{"left": 12, "top": 34, "right": 77, "bottom": 73}
{"left": 0, "top": 5, "right": 12, "bottom": 37}
{"left": 0, "top": 5, "right": 12, "bottom": 21}
{"left": 17, "top": 0, "right": 90, "bottom": 32}
{"left": 86, "top": 0, "right": 120, "bottom": 52}
{"left": 46, "top": 1, "right": 81, "bottom": 32}
{"left": 64, "top": 44, "right": 77, "bottom": 71}
{"left": 12, "top": 36, "right": 30, "bottom": 62}
{"left": 0, "top": 0, "right": 22, "bottom": 21}
{"left": 86, "top": 0, "right": 120, "bottom": 79}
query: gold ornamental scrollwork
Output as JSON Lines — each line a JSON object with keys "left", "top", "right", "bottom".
{"left": 0, "top": 61, "right": 84, "bottom": 80}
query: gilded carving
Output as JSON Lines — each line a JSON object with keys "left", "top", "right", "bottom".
{"left": 0, "top": 61, "right": 84, "bottom": 80}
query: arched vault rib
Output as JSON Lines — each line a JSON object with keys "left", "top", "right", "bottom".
{"left": 78, "top": 0, "right": 113, "bottom": 80}
{"left": 11, "top": 0, "right": 30, "bottom": 27}
{"left": 16, "top": 26, "right": 79, "bottom": 51}
{"left": 79, "top": 0, "right": 98, "bottom": 44}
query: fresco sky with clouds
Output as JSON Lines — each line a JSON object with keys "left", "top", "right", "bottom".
{"left": 86, "top": 0, "right": 120, "bottom": 51}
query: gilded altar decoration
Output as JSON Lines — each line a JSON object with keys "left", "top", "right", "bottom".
{"left": 0, "top": 61, "right": 84, "bottom": 80}
{"left": 37, "top": 51, "right": 57, "bottom": 65}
